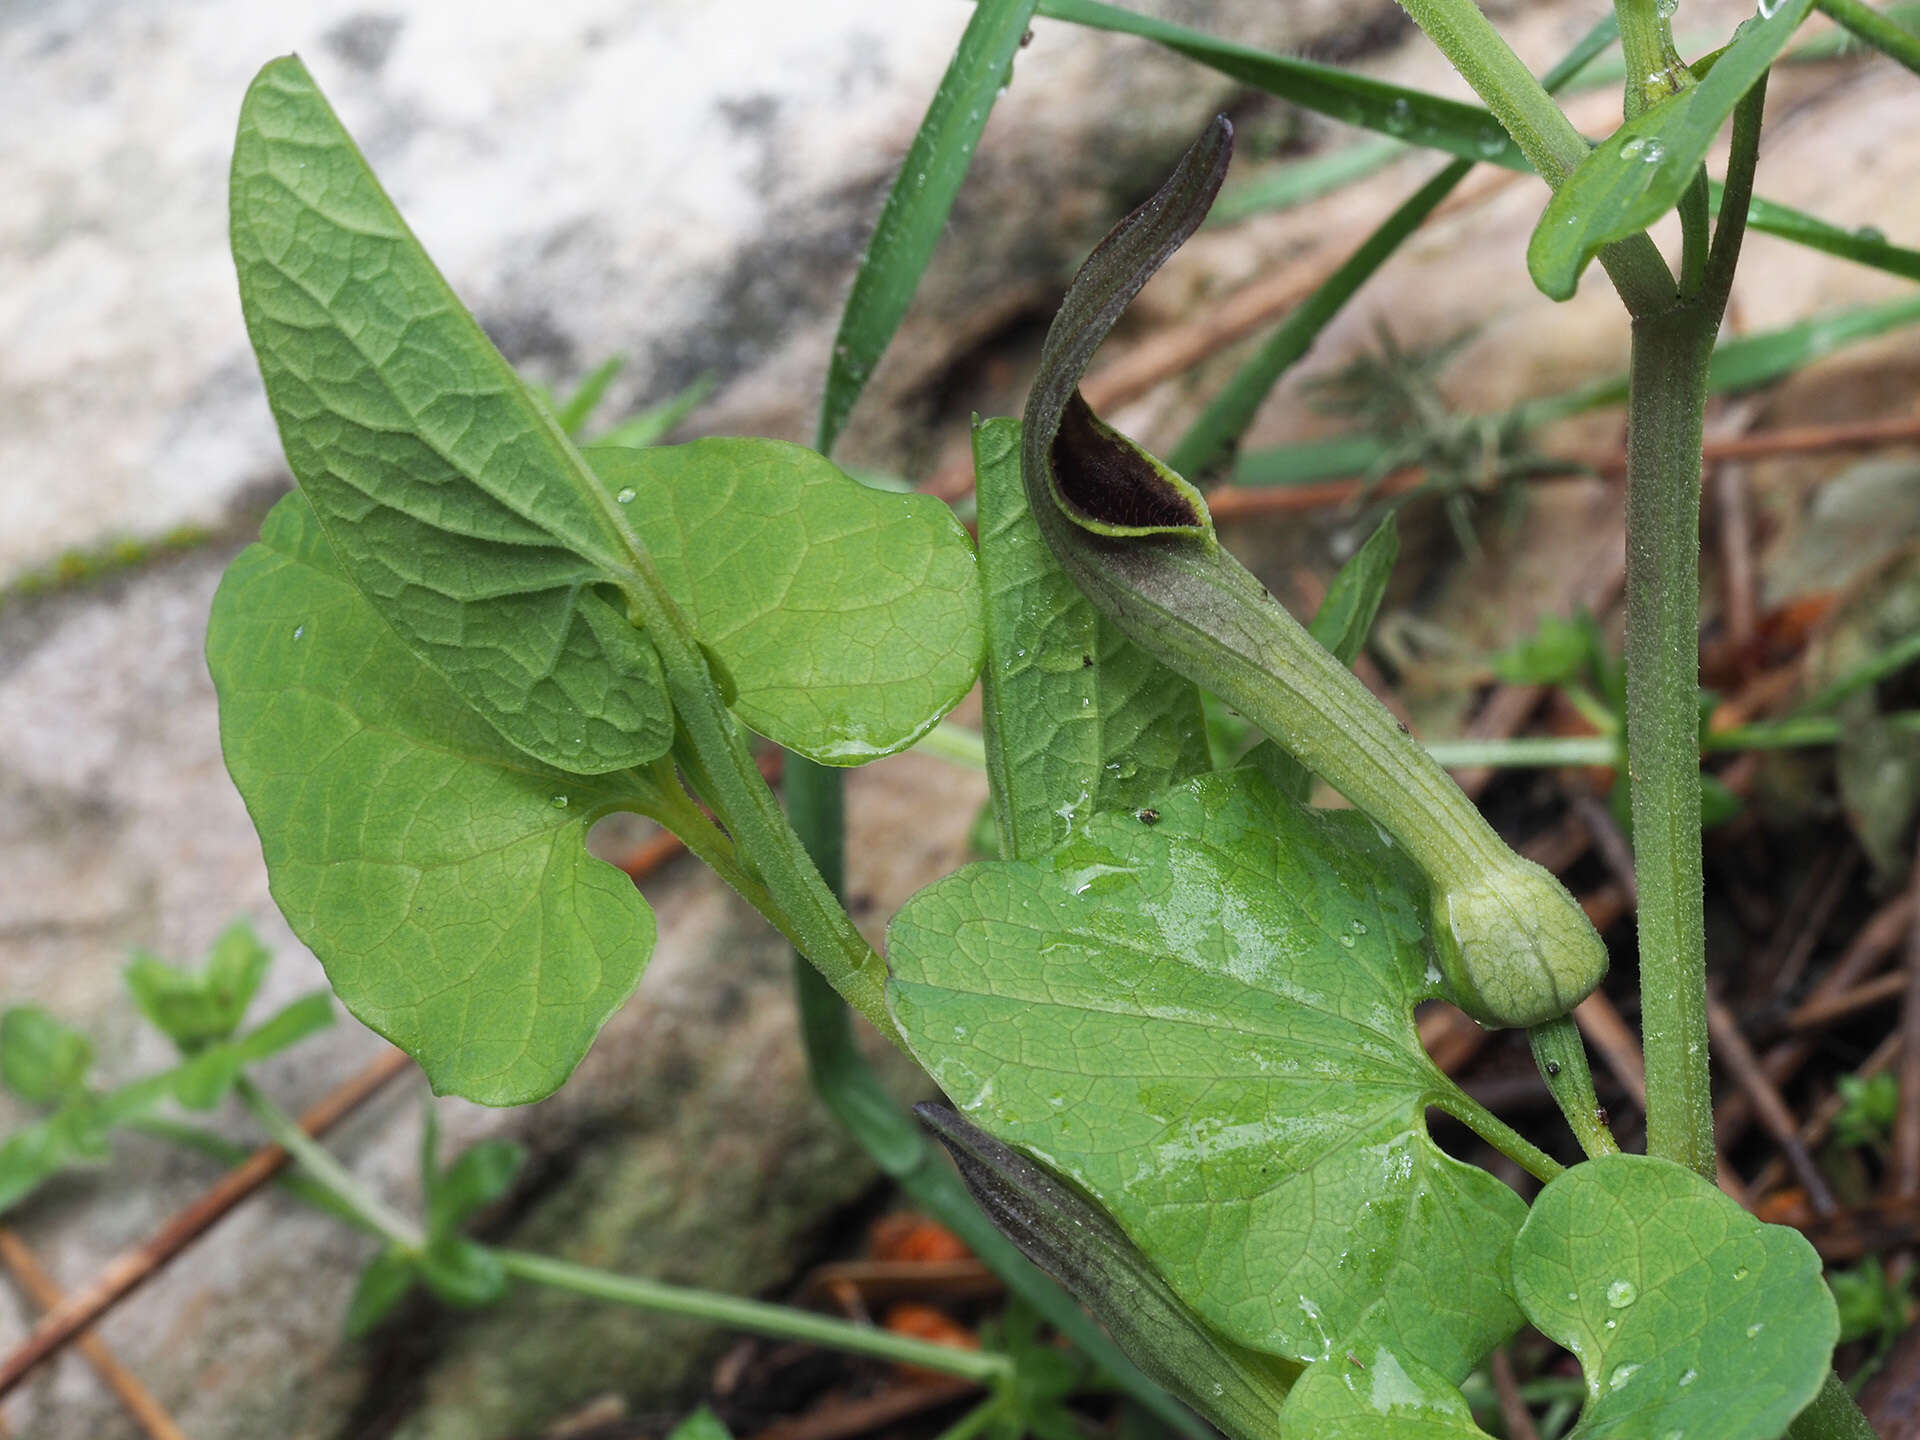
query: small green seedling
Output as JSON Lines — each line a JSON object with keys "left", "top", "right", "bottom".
{"left": 0, "top": 924, "right": 333, "bottom": 1213}
{"left": 197, "top": 0, "right": 1920, "bottom": 1429}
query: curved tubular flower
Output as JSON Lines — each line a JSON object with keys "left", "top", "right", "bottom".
{"left": 1017, "top": 116, "right": 1606, "bottom": 1028}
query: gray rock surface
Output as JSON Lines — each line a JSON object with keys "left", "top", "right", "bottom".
{"left": 0, "top": 0, "right": 1362, "bottom": 584}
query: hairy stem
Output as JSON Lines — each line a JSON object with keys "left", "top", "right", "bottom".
{"left": 1528, "top": 1016, "right": 1621, "bottom": 1159}
{"left": 1430, "top": 1086, "right": 1566, "bottom": 1184}
{"left": 1629, "top": 71, "right": 1769, "bottom": 1180}
{"left": 1391, "top": 0, "right": 1676, "bottom": 309}
{"left": 784, "top": 757, "right": 1209, "bottom": 1435}
{"left": 1623, "top": 307, "right": 1717, "bottom": 1179}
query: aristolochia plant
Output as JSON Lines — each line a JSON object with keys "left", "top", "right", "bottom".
{"left": 208, "top": 0, "right": 1920, "bottom": 1429}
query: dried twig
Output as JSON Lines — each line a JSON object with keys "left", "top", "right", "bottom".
{"left": 1714, "top": 462, "right": 1758, "bottom": 660}
{"left": 1706, "top": 1000, "right": 1837, "bottom": 1218}
{"left": 1787, "top": 970, "right": 1905, "bottom": 1032}
{"left": 1752, "top": 1030, "right": 1902, "bottom": 1197}
{"left": 1717, "top": 892, "right": 1916, "bottom": 1148}
{"left": 799, "top": 1260, "right": 1000, "bottom": 1308}
{"left": 0, "top": 1229, "right": 186, "bottom": 1440}
{"left": 1491, "top": 1348, "right": 1543, "bottom": 1440}
{"left": 1760, "top": 849, "right": 1859, "bottom": 1003}
{"left": 0, "top": 1046, "right": 413, "bottom": 1401}
{"left": 747, "top": 1376, "right": 979, "bottom": 1440}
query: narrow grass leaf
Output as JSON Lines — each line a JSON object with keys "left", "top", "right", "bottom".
{"left": 1207, "top": 137, "right": 1408, "bottom": 228}
{"left": 1171, "top": 162, "right": 1469, "bottom": 479}
{"left": 1235, "top": 292, "right": 1920, "bottom": 488}
{"left": 1038, "top": 0, "right": 1522, "bottom": 169}
{"left": 1737, "top": 192, "right": 1920, "bottom": 281}
{"left": 1528, "top": 0, "right": 1819, "bottom": 300}
{"left": 817, "top": 0, "right": 1040, "bottom": 454}
{"left": 1054, "top": 3, "right": 1919, "bottom": 293}
{"left": 231, "top": 58, "right": 674, "bottom": 775}
{"left": 971, "top": 416, "right": 1208, "bottom": 858}
{"left": 591, "top": 374, "right": 715, "bottom": 448}
{"left": 551, "top": 355, "right": 625, "bottom": 436}
{"left": 207, "top": 492, "right": 659, "bottom": 1105}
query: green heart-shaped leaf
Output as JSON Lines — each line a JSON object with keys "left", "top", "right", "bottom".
{"left": 1510, "top": 1154, "right": 1837, "bottom": 1439}
{"left": 887, "top": 768, "right": 1526, "bottom": 1371}
{"left": 588, "top": 442, "right": 982, "bottom": 765}
{"left": 1279, "top": 1308, "right": 1496, "bottom": 1438}
{"left": 231, "top": 57, "right": 674, "bottom": 774}
{"left": 207, "top": 492, "right": 659, "bottom": 1105}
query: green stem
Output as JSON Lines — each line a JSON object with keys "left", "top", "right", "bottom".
{"left": 1429, "top": 1086, "right": 1566, "bottom": 1184}
{"left": 907, "top": 716, "right": 1920, "bottom": 777}
{"left": 932, "top": 1395, "right": 1010, "bottom": 1440}
{"left": 622, "top": 570, "right": 897, "bottom": 1042}
{"left": 1626, "top": 66, "right": 1768, "bottom": 1181}
{"left": 494, "top": 1249, "right": 1013, "bottom": 1385}
{"left": 233, "top": 1076, "right": 422, "bottom": 1249}
{"left": 1785, "top": 1370, "right": 1881, "bottom": 1440}
{"left": 1390, "top": 0, "right": 1675, "bottom": 309}
{"left": 1795, "top": 628, "right": 1920, "bottom": 715}
{"left": 631, "top": 759, "right": 776, "bottom": 911}
{"left": 1622, "top": 306, "right": 1718, "bottom": 1181}
{"left": 1818, "top": 0, "right": 1920, "bottom": 75}
{"left": 1424, "top": 736, "right": 1618, "bottom": 769}
{"left": 1614, "top": 0, "right": 1690, "bottom": 114}
{"left": 1677, "top": 170, "right": 1711, "bottom": 296}
{"left": 1527, "top": 1017, "right": 1621, "bottom": 1159}
{"left": 784, "top": 758, "right": 1208, "bottom": 1436}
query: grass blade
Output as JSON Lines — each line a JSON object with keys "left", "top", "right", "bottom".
{"left": 1170, "top": 160, "right": 1470, "bottom": 478}
{"left": 1037, "top": 0, "right": 1523, "bottom": 168}
{"left": 817, "top": 0, "right": 1040, "bottom": 455}
{"left": 589, "top": 374, "right": 715, "bottom": 448}
{"left": 1816, "top": 0, "right": 1920, "bottom": 76}
{"left": 1049, "top": 0, "right": 1920, "bottom": 289}
{"left": 552, "top": 355, "right": 625, "bottom": 436}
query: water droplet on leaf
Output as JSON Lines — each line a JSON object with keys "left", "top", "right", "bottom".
{"left": 615, "top": 487, "right": 636, "bottom": 504}
{"left": 1607, "top": 1279, "right": 1638, "bottom": 1308}
{"left": 550, "top": 794, "right": 569, "bottom": 808}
